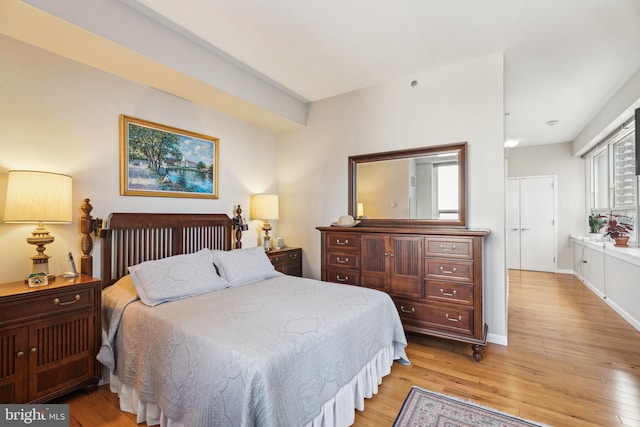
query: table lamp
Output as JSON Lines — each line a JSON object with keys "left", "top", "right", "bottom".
{"left": 250, "top": 194, "right": 279, "bottom": 251}
{"left": 3, "top": 170, "right": 73, "bottom": 282}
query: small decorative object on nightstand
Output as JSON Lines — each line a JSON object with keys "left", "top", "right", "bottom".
{"left": 0, "top": 275, "right": 101, "bottom": 403}
{"left": 267, "top": 247, "right": 302, "bottom": 277}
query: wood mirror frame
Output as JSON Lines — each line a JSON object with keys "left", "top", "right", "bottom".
{"left": 348, "top": 142, "right": 467, "bottom": 228}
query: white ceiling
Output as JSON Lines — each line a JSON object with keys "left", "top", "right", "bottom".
{"left": 8, "top": 0, "right": 640, "bottom": 146}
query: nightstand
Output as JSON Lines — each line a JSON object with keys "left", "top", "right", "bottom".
{"left": 267, "top": 247, "right": 302, "bottom": 277}
{"left": 0, "top": 275, "right": 101, "bottom": 403}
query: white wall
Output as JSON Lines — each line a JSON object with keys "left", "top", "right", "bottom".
{"left": 573, "top": 66, "right": 640, "bottom": 156}
{"left": 0, "top": 36, "right": 509, "bottom": 345}
{"left": 276, "top": 53, "right": 508, "bottom": 344}
{"left": 507, "top": 142, "right": 585, "bottom": 272}
{"left": 0, "top": 35, "right": 278, "bottom": 283}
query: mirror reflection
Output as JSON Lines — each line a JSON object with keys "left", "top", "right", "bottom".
{"left": 349, "top": 142, "right": 466, "bottom": 228}
{"left": 356, "top": 152, "right": 459, "bottom": 220}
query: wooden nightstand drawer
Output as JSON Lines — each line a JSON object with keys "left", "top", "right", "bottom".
{"left": 267, "top": 247, "right": 302, "bottom": 277}
{"left": 0, "top": 285, "right": 96, "bottom": 327}
{"left": 326, "top": 233, "right": 360, "bottom": 251}
{"left": 425, "top": 237, "right": 474, "bottom": 259}
{"left": 424, "top": 258, "right": 474, "bottom": 283}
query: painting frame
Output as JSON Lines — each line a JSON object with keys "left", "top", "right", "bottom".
{"left": 120, "top": 115, "right": 219, "bottom": 199}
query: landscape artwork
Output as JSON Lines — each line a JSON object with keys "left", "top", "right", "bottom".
{"left": 120, "top": 115, "right": 219, "bottom": 198}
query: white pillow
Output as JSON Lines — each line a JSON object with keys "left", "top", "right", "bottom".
{"left": 212, "top": 246, "right": 282, "bottom": 287}
{"left": 128, "top": 249, "right": 228, "bottom": 306}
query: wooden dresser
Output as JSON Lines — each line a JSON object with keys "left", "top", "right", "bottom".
{"left": 318, "top": 226, "right": 489, "bottom": 361}
{"left": 0, "top": 275, "right": 101, "bottom": 403}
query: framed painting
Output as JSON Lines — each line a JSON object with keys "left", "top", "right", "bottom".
{"left": 120, "top": 115, "right": 219, "bottom": 198}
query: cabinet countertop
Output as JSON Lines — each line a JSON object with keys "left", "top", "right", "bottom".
{"left": 570, "top": 235, "right": 640, "bottom": 267}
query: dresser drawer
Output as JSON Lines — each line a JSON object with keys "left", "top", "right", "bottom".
{"left": 425, "top": 237, "right": 474, "bottom": 259}
{"left": 325, "top": 268, "right": 359, "bottom": 286}
{"left": 326, "top": 251, "right": 359, "bottom": 269}
{"left": 393, "top": 298, "right": 474, "bottom": 336}
{"left": 425, "top": 258, "right": 473, "bottom": 283}
{"left": 326, "top": 233, "right": 360, "bottom": 251}
{"left": 425, "top": 280, "right": 473, "bottom": 305}
{"left": 0, "top": 285, "right": 96, "bottom": 326}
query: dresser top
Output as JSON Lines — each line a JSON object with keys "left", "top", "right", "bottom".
{"left": 316, "top": 226, "right": 490, "bottom": 237}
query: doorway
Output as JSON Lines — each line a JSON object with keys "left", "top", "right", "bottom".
{"left": 507, "top": 176, "right": 557, "bottom": 272}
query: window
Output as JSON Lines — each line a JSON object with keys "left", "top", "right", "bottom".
{"left": 585, "top": 117, "right": 637, "bottom": 244}
{"left": 434, "top": 161, "right": 458, "bottom": 219}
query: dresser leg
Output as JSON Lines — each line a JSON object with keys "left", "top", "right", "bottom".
{"left": 471, "top": 344, "right": 484, "bottom": 361}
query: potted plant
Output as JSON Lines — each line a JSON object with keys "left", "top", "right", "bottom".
{"left": 598, "top": 213, "right": 634, "bottom": 247}
{"left": 588, "top": 213, "right": 605, "bottom": 240}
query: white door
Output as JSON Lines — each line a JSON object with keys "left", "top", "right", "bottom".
{"left": 507, "top": 179, "right": 521, "bottom": 269}
{"left": 508, "top": 176, "right": 556, "bottom": 272}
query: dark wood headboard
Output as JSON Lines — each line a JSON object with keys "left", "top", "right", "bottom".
{"left": 80, "top": 199, "right": 244, "bottom": 287}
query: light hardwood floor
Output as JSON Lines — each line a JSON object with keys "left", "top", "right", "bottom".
{"left": 57, "top": 270, "right": 640, "bottom": 426}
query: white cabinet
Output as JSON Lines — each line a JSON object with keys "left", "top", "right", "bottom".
{"left": 571, "top": 237, "right": 640, "bottom": 332}
{"left": 605, "top": 255, "right": 640, "bottom": 331}
{"left": 572, "top": 240, "right": 605, "bottom": 297}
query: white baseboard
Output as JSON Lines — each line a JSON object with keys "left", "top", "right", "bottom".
{"left": 574, "top": 273, "right": 605, "bottom": 299}
{"left": 605, "top": 298, "right": 640, "bottom": 333}
{"left": 572, "top": 273, "right": 640, "bottom": 333}
{"left": 487, "top": 333, "right": 507, "bottom": 346}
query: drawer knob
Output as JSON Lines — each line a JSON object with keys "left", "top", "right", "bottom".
{"left": 289, "top": 254, "right": 298, "bottom": 259}
{"left": 336, "top": 257, "right": 349, "bottom": 263}
{"left": 336, "top": 239, "right": 349, "bottom": 245}
{"left": 440, "top": 289, "right": 458, "bottom": 297}
{"left": 30, "top": 347, "right": 37, "bottom": 354}
{"left": 336, "top": 275, "right": 349, "bottom": 282}
{"left": 439, "top": 266, "right": 457, "bottom": 274}
{"left": 439, "top": 244, "right": 457, "bottom": 251}
{"left": 272, "top": 257, "right": 280, "bottom": 262}
{"left": 16, "top": 351, "right": 25, "bottom": 358}
{"left": 445, "top": 313, "right": 462, "bottom": 322}
{"left": 53, "top": 294, "right": 81, "bottom": 306}
{"left": 400, "top": 305, "right": 415, "bottom": 314}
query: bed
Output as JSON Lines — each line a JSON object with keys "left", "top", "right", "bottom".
{"left": 79, "top": 200, "right": 409, "bottom": 427}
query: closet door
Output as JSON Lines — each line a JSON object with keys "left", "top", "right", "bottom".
{"left": 508, "top": 176, "right": 556, "bottom": 272}
{"left": 507, "top": 179, "right": 521, "bottom": 269}
{"left": 520, "top": 177, "right": 556, "bottom": 272}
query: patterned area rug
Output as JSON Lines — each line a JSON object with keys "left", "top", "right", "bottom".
{"left": 393, "top": 386, "right": 546, "bottom": 427}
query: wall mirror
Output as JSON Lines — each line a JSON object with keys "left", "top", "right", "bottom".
{"left": 348, "top": 142, "right": 466, "bottom": 228}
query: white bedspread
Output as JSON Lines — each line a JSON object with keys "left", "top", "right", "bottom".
{"left": 100, "top": 275, "right": 408, "bottom": 427}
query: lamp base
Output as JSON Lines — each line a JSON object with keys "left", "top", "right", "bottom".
{"left": 26, "top": 222, "right": 55, "bottom": 282}
{"left": 262, "top": 220, "right": 273, "bottom": 252}
{"left": 263, "top": 235, "right": 272, "bottom": 251}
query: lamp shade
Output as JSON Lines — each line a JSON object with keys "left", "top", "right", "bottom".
{"left": 4, "top": 170, "right": 73, "bottom": 223}
{"left": 250, "top": 194, "right": 279, "bottom": 220}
